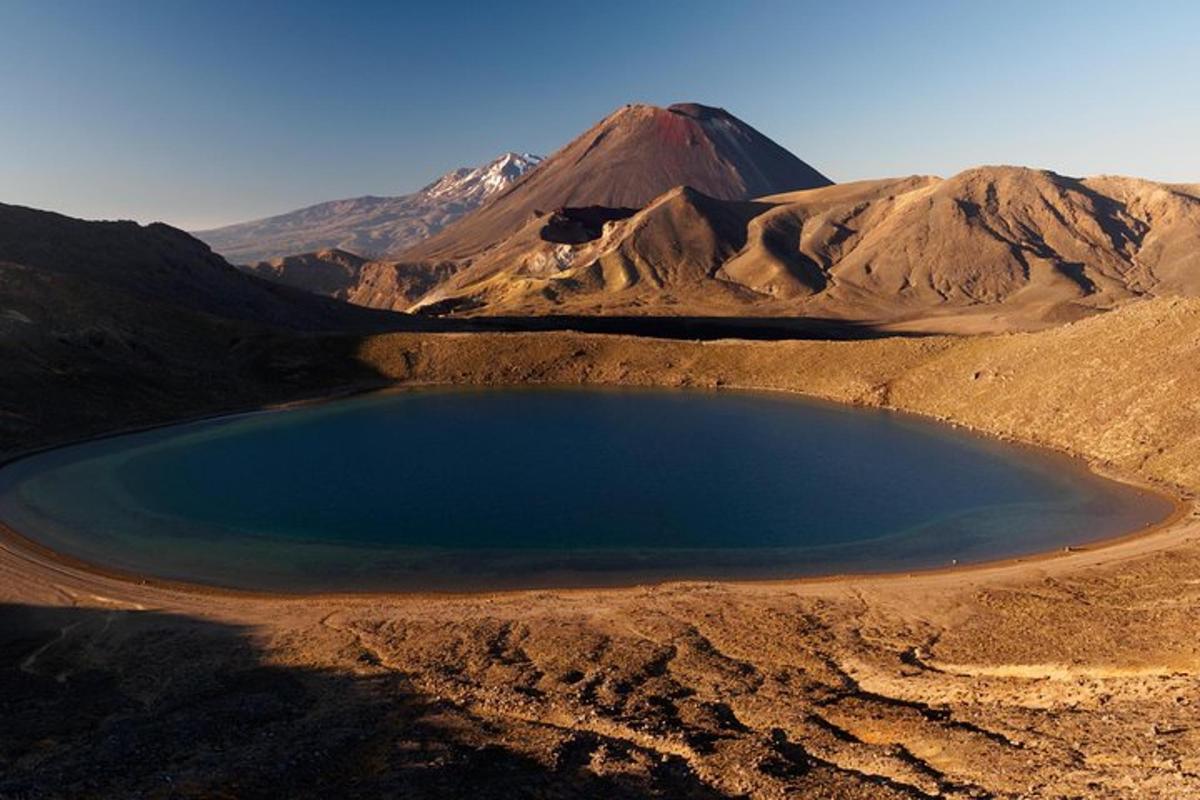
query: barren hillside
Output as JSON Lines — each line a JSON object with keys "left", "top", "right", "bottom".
{"left": 403, "top": 168, "right": 1200, "bottom": 331}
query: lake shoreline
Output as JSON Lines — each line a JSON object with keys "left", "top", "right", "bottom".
{"left": 7, "top": 300, "right": 1200, "bottom": 797}
{"left": 0, "top": 380, "right": 1189, "bottom": 601}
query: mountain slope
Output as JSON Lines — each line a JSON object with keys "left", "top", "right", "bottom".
{"left": 242, "top": 248, "right": 461, "bottom": 312}
{"left": 402, "top": 167, "right": 1200, "bottom": 330}
{"left": 194, "top": 152, "right": 543, "bottom": 263}
{"left": 0, "top": 202, "right": 396, "bottom": 331}
{"left": 0, "top": 202, "right": 425, "bottom": 451}
{"left": 243, "top": 249, "right": 369, "bottom": 300}
{"left": 402, "top": 103, "right": 832, "bottom": 261}
{"left": 759, "top": 167, "right": 1200, "bottom": 320}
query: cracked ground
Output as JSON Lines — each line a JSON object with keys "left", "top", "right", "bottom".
{"left": 4, "top": 515, "right": 1200, "bottom": 799}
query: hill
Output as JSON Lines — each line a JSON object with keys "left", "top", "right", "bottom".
{"left": 0, "top": 202, "right": 405, "bottom": 331}
{"left": 0, "top": 202, "right": 420, "bottom": 450}
{"left": 402, "top": 167, "right": 1200, "bottom": 331}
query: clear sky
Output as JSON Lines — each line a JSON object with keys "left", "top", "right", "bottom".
{"left": 1, "top": 0, "right": 1196, "bottom": 229}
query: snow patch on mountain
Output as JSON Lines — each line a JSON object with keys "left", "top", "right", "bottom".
{"left": 425, "top": 153, "right": 543, "bottom": 200}
{"left": 194, "top": 152, "right": 543, "bottom": 263}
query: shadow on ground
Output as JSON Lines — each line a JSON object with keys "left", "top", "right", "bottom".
{"left": 0, "top": 603, "right": 730, "bottom": 799}
{"left": 429, "top": 315, "right": 939, "bottom": 341}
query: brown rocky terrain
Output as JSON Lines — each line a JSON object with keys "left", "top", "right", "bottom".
{"left": 346, "top": 259, "right": 464, "bottom": 312}
{"left": 243, "top": 248, "right": 371, "bottom": 300}
{"left": 258, "top": 167, "right": 1200, "bottom": 336}
{"left": 404, "top": 168, "right": 1200, "bottom": 330}
{"left": 2, "top": 161, "right": 1199, "bottom": 797}
{"left": 3, "top": 296, "right": 1200, "bottom": 798}
{"left": 242, "top": 249, "right": 461, "bottom": 311}
{"left": 224, "top": 104, "right": 1200, "bottom": 337}
{"left": 0, "top": 260, "right": 383, "bottom": 453}
{"left": 0, "top": 202, "right": 407, "bottom": 332}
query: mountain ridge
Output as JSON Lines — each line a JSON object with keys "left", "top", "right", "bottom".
{"left": 333, "top": 166, "right": 1199, "bottom": 332}
{"left": 0, "top": 201, "right": 400, "bottom": 332}
{"left": 193, "top": 152, "right": 543, "bottom": 263}
{"left": 241, "top": 165, "right": 1200, "bottom": 333}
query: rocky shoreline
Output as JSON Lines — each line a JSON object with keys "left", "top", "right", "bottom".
{"left": 4, "top": 297, "right": 1200, "bottom": 798}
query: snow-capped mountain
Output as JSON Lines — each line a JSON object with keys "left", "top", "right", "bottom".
{"left": 193, "top": 152, "right": 542, "bottom": 263}
{"left": 425, "top": 152, "right": 542, "bottom": 200}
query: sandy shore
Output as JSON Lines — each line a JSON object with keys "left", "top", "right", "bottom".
{"left": 5, "top": 298, "right": 1200, "bottom": 798}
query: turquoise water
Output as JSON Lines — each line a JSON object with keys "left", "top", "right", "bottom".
{"left": 0, "top": 388, "right": 1170, "bottom": 592}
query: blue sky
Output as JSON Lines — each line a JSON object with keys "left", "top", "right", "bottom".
{"left": 1, "top": 0, "right": 1196, "bottom": 229}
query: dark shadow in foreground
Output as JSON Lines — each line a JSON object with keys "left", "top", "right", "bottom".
{"left": 427, "top": 314, "right": 941, "bottom": 341}
{"left": 0, "top": 603, "right": 729, "bottom": 799}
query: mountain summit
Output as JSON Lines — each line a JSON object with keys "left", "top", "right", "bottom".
{"left": 423, "top": 152, "right": 543, "bottom": 201}
{"left": 401, "top": 103, "right": 832, "bottom": 261}
{"left": 194, "top": 152, "right": 543, "bottom": 263}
